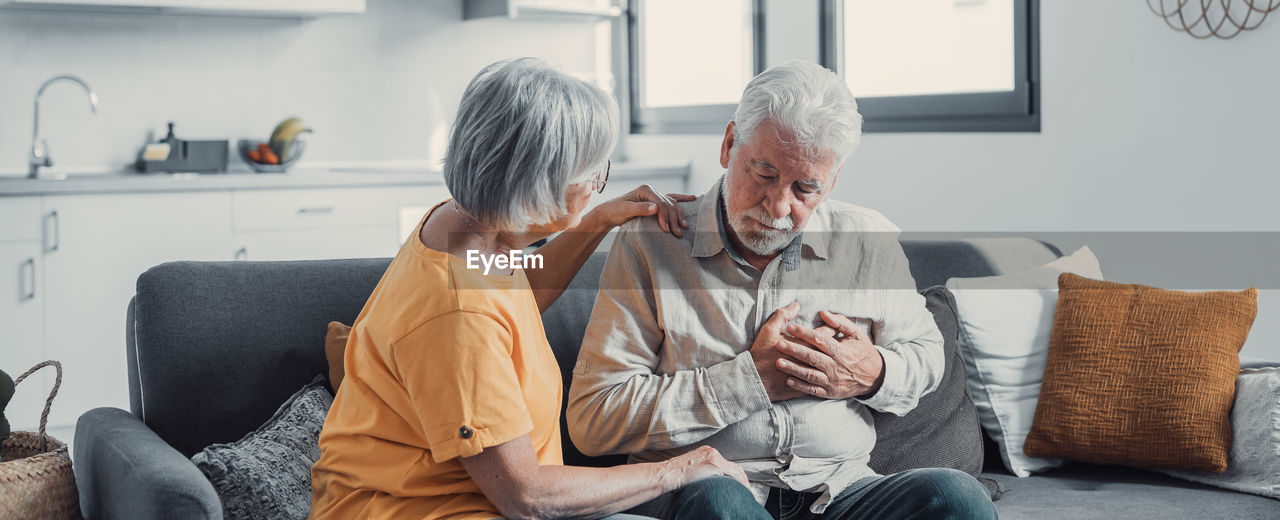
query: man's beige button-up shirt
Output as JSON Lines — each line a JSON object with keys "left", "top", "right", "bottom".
{"left": 567, "top": 178, "right": 944, "bottom": 512}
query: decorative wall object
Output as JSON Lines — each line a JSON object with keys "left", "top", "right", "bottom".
{"left": 1147, "top": 0, "right": 1280, "bottom": 39}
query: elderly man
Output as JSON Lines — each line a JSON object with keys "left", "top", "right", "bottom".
{"left": 567, "top": 61, "right": 997, "bottom": 520}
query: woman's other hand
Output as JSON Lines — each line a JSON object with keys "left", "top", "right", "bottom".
{"left": 660, "top": 445, "right": 750, "bottom": 492}
{"left": 586, "top": 185, "right": 695, "bottom": 237}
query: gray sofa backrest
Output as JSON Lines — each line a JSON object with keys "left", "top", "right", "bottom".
{"left": 127, "top": 238, "right": 1061, "bottom": 459}
{"left": 128, "top": 258, "right": 392, "bottom": 457}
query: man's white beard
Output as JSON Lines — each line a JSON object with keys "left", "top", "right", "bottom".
{"left": 721, "top": 175, "right": 800, "bottom": 256}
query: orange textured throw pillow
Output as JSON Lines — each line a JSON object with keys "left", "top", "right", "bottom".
{"left": 325, "top": 321, "right": 352, "bottom": 392}
{"left": 1024, "top": 273, "right": 1257, "bottom": 473}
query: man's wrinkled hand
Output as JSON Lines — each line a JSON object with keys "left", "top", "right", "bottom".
{"left": 774, "top": 311, "right": 885, "bottom": 400}
{"left": 748, "top": 302, "right": 807, "bottom": 402}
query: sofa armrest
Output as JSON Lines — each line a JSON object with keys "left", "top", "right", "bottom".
{"left": 74, "top": 407, "right": 222, "bottom": 520}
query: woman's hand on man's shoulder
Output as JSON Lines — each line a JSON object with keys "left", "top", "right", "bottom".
{"left": 585, "top": 185, "right": 694, "bottom": 238}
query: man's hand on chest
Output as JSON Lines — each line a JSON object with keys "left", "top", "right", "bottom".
{"left": 774, "top": 310, "right": 887, "bottom": 400}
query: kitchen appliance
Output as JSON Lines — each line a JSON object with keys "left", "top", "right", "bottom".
{"left": 135, "top": 122, "right": 229, "bottom": 173}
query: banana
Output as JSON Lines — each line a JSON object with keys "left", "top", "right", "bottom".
{"left": 268, "top": 117, "right": 312, "bottom": 160}
{"left": 268, "top": 117, "right": 303, "bottom": 145}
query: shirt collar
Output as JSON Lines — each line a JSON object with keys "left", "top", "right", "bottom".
{"left": 692, "top": 176, "right": 830, "bottom": 263}
{"left": 800, "top": 206, "right": 830, "bottom": 261}
{"left": 691, "top": 178, "right": 728, "bottom": 258}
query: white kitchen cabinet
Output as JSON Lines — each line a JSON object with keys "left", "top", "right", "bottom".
{"left": 464, "top": 0, "right": 621, "bottom": 20}
{"left": 2, "top": 0, "right": 197, "bottom": 6}
{"left": 234, "top": 226, "right": 402, "bottom": 261}
{"left": 0, "top": 197, "right": 48, "bottom": 433}
{"left": 232, "top": 186, "right": 442, "bottom": 232}
{"left": 0, "top": 242, "right": 48, "bottom": 433}
{"left": 0, "top": 0, "right": 365, "bottom": 16}
{"left": 39, "top": 192, "right": 233, "bottom": 427}
{"left": 231, "top": 185, "right": 449, "bottom": 261}
{"left": 191, "top": 0, "right": 363, "bottom": 15}
{"left": 0, "top": 198, "right": 44, "bottom": 243}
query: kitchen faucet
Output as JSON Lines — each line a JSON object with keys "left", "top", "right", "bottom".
{"left": 29, "top": 74, "right": 99, "bottom": 179}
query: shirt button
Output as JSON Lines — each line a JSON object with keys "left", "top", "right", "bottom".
{"left": 459, "top": 425, "right": 473, "bottom": 439}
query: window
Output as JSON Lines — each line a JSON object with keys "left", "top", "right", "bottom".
{"left": 628, "top": 0, "right": 762, "bottom": 133}
{"left": 822, "top": 0, "right": 1040, "bottom": 131}
{"left": 623, "top": 0, "right": 1036, "bottom": 134}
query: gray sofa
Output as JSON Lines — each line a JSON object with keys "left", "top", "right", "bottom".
{"left": 73, "top": 238, "right": 1280, "bottom": 519}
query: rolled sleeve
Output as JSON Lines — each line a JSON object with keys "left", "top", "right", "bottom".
{"left": 855, "top": 345, "right": 908, "bottom": 413}
{"left": 707, "top": 351, "right": 771, "bottom": 419}
{"left": 394, "top": 311, "right": 534, "bottom": 463}
{"left": 426, "top": 415, "right": 534, "bottom": 462}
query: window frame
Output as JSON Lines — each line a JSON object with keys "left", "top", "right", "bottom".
{"left": 820, "top": 0, "right": 1040, "bottom": 132}
{"left": 627, "top": 0, "right": 766, "bottom": 134}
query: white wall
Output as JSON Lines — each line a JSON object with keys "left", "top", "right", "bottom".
{"left": 0, "top": 0, "right": 604, "bottom": 175}
{"left": 628, "top": 0, "right": 1280, "bottom": 359}
{"left": 3, "top": 0, "right": 1275, "bottom": 358}
{"left": 633, "top": 1, "right": 1279, "bottom": 232}
{"left": 844, "top": 1, "right": 1279, "bottom": 233}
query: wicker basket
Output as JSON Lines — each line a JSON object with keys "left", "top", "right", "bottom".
{"left": 0, "top": 361, "right": 82, "bottom": 519}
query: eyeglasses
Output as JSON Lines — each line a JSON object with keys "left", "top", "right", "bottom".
{"left": 590, "top": 160, "right": 610, "bottom": 194}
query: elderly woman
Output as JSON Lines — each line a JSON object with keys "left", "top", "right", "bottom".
{"left": 309, "top": 59, "right": 769, "bottom": 520}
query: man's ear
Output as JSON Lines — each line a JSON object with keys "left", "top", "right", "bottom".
{"left": 823, "top": 164, "right": 843, "bottom": 201}
{"left": 719, "top": 121, "right": 735, "bottom": 169}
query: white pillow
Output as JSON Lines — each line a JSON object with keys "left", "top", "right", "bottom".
{"left": 946, "top": 246, "right": 1103, "bottom": 477}
{"left": 1162, "top": 367, "right": 1280, "bottom": 498}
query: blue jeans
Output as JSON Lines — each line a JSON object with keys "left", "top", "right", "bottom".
{"left": 767, "top": 468, "right": 998, "bottom": 520}
{"left": 624, "top": 476, "right": 772, "bottom": 520}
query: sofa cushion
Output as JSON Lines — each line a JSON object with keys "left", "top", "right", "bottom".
{"left": 900, "top": 238, "right": 1061, "bottom": 289}
{"left": 983, "top": 463, "right": 1280, "bottom": 520}
{"left": 946, "top": 246, "right": 1103, "bottom": 477}
{"left": 1162, "top": 366, "right": 1280, "bottom": 498}
{"left": 1025, "top": 274, "right": 1258, "bottom": 472}
{"left": 191, "top": 376, "right": 332, "bottom": 520}
{"left": 868, "top": 286, "right": 986, "bottom": 483}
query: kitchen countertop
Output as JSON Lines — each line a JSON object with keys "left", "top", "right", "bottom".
{"left": 0, "top": 160, "right": 692, "bottom": 197}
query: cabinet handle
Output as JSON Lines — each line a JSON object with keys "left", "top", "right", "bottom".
{"left": 235, "top": 247, "right": 248, "bottom": 261}
{"left": 297, "top": 207, "right": 333, "bottom": 215}
{"left": 20, "top": 257, "right": 35, "bottom": 300}
{"left": 44, "top": 210, "right": 60, "bottom": 252}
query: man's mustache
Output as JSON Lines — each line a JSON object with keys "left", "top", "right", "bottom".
{"left": 743, "top": 207, "right": 795, "bottom": 231}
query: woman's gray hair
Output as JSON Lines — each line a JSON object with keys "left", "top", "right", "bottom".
{"left": 732, "top": 61, "right": 862, "bottom": 170}
{"left": 444, "top": 58, "right": 618, "bottom": 230}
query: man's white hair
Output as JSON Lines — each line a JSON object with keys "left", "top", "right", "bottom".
{"left": 732, "top": 61, "right": 862, "bottom": 170}
{"left": 443, "top": 57, "right": 618, "bottom": 230}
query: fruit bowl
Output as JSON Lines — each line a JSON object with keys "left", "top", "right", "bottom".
{"left": 238, "top": 139, "right": 305, "bottom": 173}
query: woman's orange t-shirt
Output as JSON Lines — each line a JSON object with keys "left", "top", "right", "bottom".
{"left": 310, "top": 201, "right": 563, "bottom": 520}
